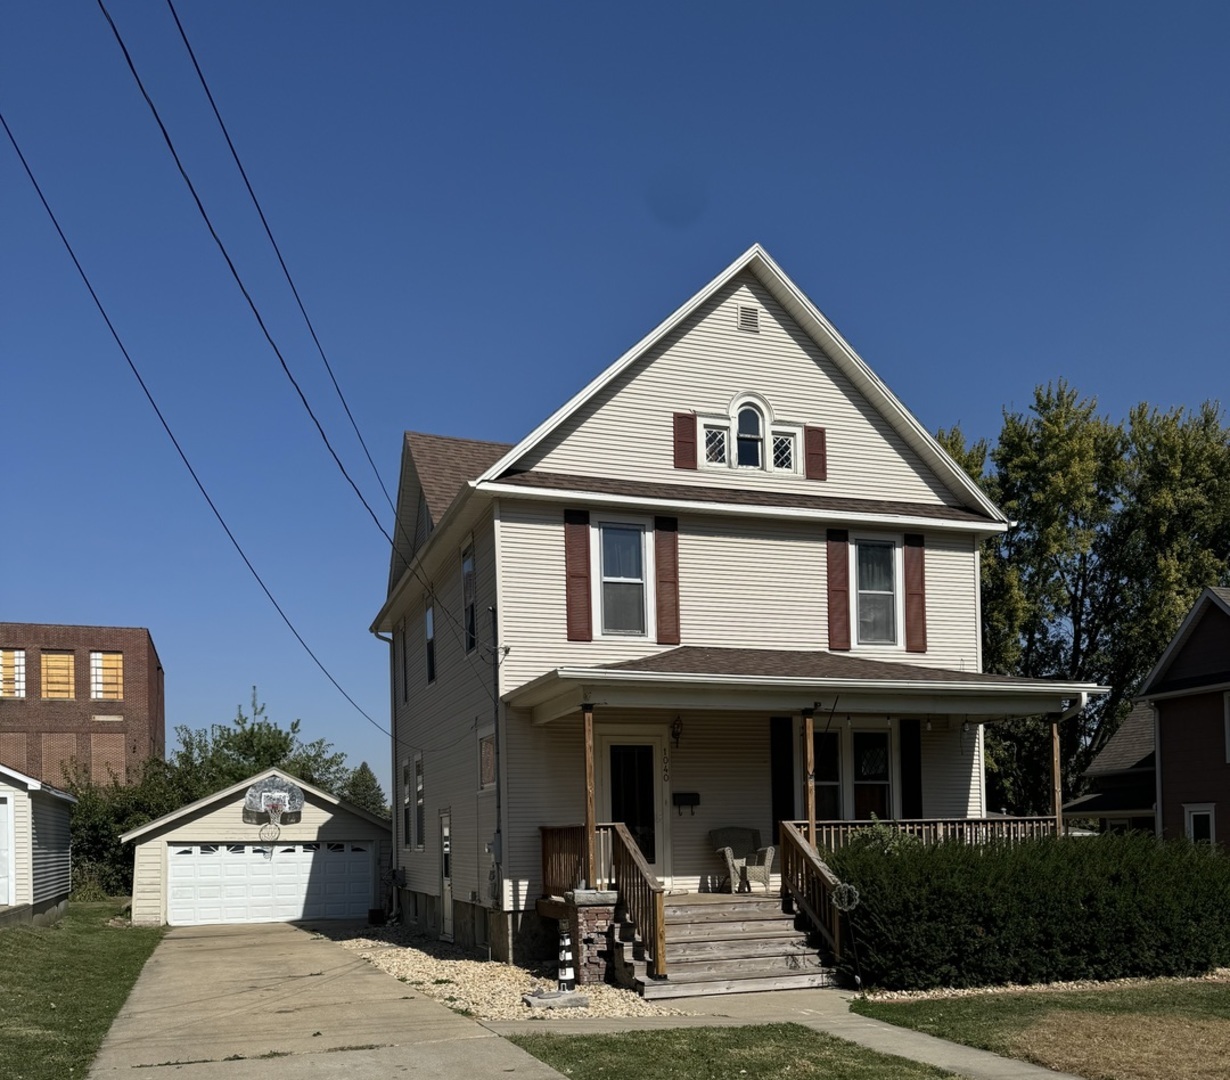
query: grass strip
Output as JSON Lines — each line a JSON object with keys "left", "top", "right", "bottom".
{"left": 853, "top": 978, "right": 1230, "bottom": 1080}
{"left": 509, "top": 1022, "right": 958, "bottom": 1079}
{"left": 0, "top": 902, "right": 164, "bottom": 1080}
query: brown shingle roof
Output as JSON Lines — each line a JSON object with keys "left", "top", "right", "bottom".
{"left": 406, "top": 432, "right": 512, "bottom": 526}
{"left": 491, "top": 471, "right": 994, "bottom": 524}
{"left": 1086, "top": 702, "right": 1155, "bottom": 776}
{"left": 598, "top": 646, "right": 1070, "bottom": 688}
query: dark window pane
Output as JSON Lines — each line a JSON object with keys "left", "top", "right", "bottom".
{"left": 858, "top": 542, "right": 894, "bottom": 592}
{"left": 859, "top": 594, "right": 896, "bottom": 643}
{"left": 854, "top": 784, "right": 890, "bottom": 819}
{"left": 603, "top": 582, "right": 646, "bottom": 634}
{"left": 610, "top": 744, "right": 655, "bottom": 864}
{"left": 816, "top": 785, "right": 841, "bottom": 820}
{"left": 854, "top": 732, "right": 889, "bottom": 781}
{"left": 1191, "top": 813, "right": 1213, "bottom": 842}
{"left": 813, "top": 731, "right": 840, "bottom": 784}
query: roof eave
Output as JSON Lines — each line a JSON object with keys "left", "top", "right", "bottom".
{"left": 1139, "top": 587, "right": 1230, "bottom": 697}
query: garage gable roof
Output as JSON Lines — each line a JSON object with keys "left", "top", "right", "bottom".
{"left": 120, "top": 767, "right": 389, "bottom": 844}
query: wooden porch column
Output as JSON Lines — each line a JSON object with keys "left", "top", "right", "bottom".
{"left": 582, "top": 702, "right": 596, "bottom": 888}
{"left": 803, "top": 708, "right": 816, "bottom": 844}
{"left": 1050, "top": 718, "right": 1063, "bottom": 836}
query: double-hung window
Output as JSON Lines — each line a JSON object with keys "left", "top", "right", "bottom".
{"left": 596, "top": 522, "right": 649, "bottom": 636}
{"left": 461, "top": 544, "right": 476, "bottom": 652}
{"left": 0, "top": 649, "right": 25, "bottom": 698}
{"left": 855, "top": 539, "right": 898, "bottom": 646}
{"left": 414, "top": 754, "right": 425, "bottom": 847}
{"left": 1185, "top": 804, "right": 1215, "bottom": 843}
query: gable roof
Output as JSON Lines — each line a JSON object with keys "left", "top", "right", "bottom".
{"left": 406, "top": 432, "right": 513, "bottom": 528}
{"left": 0, "top": 762, "right": 77, "bottom": 803}
{"left": 119, "top": 767, "right": 390, "bottom": 844}
{"left": 1085, "top": 702, "right": 1155, "bottom": 776}
{"left": 1139, "top": 587, "right": 1230, "bottom": 698}
{"left": 474, "top": 244, "right": 1006, "bottom": 524}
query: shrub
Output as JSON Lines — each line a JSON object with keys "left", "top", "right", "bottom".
{"left": 826, "top": 833, "right": 1230, "bottom": 990}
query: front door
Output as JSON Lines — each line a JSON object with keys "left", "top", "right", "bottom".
{"left": 597, "top": 729, "right": 670, "bottom": 881}
{"left": 439, "top": 810, "right": 454, "bottom": 941}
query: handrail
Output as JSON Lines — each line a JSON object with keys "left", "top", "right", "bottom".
{"left": 792, "top": 816, "right": 1058, "bottom": 853}
{"left": 778, "top": 821, "right": 842, "bottom": 958}
{"left": 609, "top": 822, "right": 667, "bottom": 977}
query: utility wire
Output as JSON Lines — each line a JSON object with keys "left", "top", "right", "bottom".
{"left": 0, "top": 109, "right": 383, "bottom": 739}
{"left": 0, "top": 111, "right": 474, "bottom": 762}
{"left": 164, "top": 0, "right": 395, "bottom": 519}
{"left": 97, "top": 0, "right": 496, "bottom": 689}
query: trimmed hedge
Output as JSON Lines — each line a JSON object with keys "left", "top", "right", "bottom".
{"left": 825, "top": 831, "right": 1230, "bottom": 990}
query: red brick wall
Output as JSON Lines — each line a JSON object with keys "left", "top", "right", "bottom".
{"left": 1158, "top": 691, "right": 1229, "bottom": 841}
{"left": 0, "top": 623, "right": 165, "bottom": 785}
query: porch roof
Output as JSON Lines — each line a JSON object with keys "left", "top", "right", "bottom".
{"left": 506, "top": 646, "right": 1108, "bottom": 725}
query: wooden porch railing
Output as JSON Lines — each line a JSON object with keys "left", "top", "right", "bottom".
{"left": 778, "top": 821, "right": 842, "bottom": 958}
{"left": 539, "top": 824, "right": 615, "bottom": 895}
{"left": 793, "top": 816, "right": 1058, "bottom": 853}
{"left": 609, "top": 822, "right": 666, "bottom": 977}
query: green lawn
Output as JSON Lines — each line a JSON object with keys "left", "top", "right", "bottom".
{"left": 0, "top": 902, "right": 164, "bottom": 1080}
{"left": 853, "top": 977, "right": 1230, "bottom": 1080}
{"left": 509, "top": 1023, "right": 958, "bottom": 1080}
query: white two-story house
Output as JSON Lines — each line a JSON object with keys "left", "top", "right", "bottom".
{"left": 371, "top": 245, "right": 1102, "bottom": 989}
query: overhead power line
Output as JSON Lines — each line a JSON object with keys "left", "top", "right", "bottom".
{"left": 96, "top": 0, "right": 497, "bottom": 692}
{"left": 0, "top": 110, "right": 474, "bottom": 760}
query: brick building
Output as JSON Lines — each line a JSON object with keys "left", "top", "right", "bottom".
{"left": 0, "top": 624, "right": 164, "bottom": 786}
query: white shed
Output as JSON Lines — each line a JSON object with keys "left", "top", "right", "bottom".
{"left": 122, "top": 768, "right": 391, "bottom": 927}
{"left": 0, "top": 763, "right": 76, "bottom": 927}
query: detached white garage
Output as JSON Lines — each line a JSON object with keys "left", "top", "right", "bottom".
{"left": 123, "top": 768, "right": 391, "bottom": 927}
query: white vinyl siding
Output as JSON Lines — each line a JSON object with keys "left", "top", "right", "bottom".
{"left": 518, "top": 273, "right": 959, "bottom": 507}
{"left": 498, "top": 504, "right": 980, "bottom": 691}
{"left": 391, "top": 508, "right": 498, "bottom": 909}
{"left": 920, "top": 721, "right": 984, "bottom": 817}
{"left": 132, "top": 842, "right": 163, "bottom": 924}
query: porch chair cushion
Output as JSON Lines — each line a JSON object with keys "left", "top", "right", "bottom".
{"left": 709, "top": 827, "right": 775, "bottom": 894}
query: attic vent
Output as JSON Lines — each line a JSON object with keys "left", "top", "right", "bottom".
{"left": 737, "top": 305, "right": 760, "bottom": 333}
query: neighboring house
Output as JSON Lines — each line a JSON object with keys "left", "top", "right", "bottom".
{"left": 123, "top": 768, "right": 392, "bottom": 927}
{"left": 1138, "top": 587, "right": 1230, "bottom": 843}
{"left": 371, "top": 245, "right": 1105, "bottom": 986}
{"left": 0, "top": 623, "right": 165, "bottom": 786}
{"left": 0, "top": 762, "right": 76, "bottom": 926}
{"left": 1063, "top": 701, "right": 1156, "bottom": 833}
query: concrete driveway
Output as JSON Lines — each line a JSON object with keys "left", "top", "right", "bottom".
{"left": 88, "top": 922, "right": 564, "bottom": 1080}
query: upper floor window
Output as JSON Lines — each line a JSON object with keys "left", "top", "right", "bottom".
{"left": 478, "top": 725, "right": 496, "bottom": 790}
{"left": 698, "top": 394, "right": 800, "bottom": 476}
{"left": 90, "top": 651, "right": 123, "bottom": 700}
{"left": 41, "top": 651, "right": 74, "bottom": 699}
{"left": 598, "top": 523, "right": 648, "bottom": 636}
{"left": 856, "top": 540, "right": 898, "bottom": 645}
{"left": 425, "top": 604, "right": 436, "bottom": 684}
{"left": 0, "top": 649, "right": 25, "bottom": 698}
{"left": 461, "top": 543, "right": 476, "bottom": 652}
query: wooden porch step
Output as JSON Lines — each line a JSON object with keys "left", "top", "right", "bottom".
{"left": 664, "top": 897, "right": 783, "bottom": 919}
{"left": 667, "top": 934, "right": 816, "bottom": 961}
{"left": 665, "top": 915, "right": 799, "bottom": 940}
{"left": 636, "top": 967, "right": 837, "bottom": 1000}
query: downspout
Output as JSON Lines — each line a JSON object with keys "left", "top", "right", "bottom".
{"left": 373, "top": 629, "right": 398, "bottom": 919}
{"left": 488, "top": 607, "right": 504, "bottom": 913}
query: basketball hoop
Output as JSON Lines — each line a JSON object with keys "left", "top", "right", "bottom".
{"left": 260, "top": 793, "right": 287, "bottom": 842}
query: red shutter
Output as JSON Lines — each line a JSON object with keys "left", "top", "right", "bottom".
{"left": 804, "top": 426, "right": 827, "bottom": 480}
{"left": 826, "top": 529, "right": 850, "bottom": 651}
{"left": 673, "top": 412, "right": 697, "bottom": 470}
{"left": 654, "top": 517, "right": 680, "bottom": 645}
{"left": 904, "top": 533, "right": 927, "bottom": 653}
{"left": 564, "top": 510, "right": 592, "bottom": 642}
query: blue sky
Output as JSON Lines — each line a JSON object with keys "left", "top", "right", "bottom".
{"left": 2, "top": 2, "right": 1226, "bottom": 792}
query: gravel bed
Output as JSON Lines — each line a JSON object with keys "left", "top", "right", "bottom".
{"left": 318, "top": 922, "right": 691, "bottom": 1021}
{"left": 863, "top": 967, "right": 1230, "bottom": 1002}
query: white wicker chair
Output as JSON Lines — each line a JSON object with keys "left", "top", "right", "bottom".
{"left": 710, "top": 827, "right": 775, "bottom": 894}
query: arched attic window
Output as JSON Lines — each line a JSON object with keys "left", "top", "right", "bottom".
{"left": 736, "top": 405, "right": 763, "bottom": 468}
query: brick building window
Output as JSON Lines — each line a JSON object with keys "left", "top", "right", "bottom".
{"left": 90, "top": 651, "right": 124, "bottom": 700}
{"left": 41, "top": 651, "right": 75, "bottom": 699}
{"left": 0, "top": 649, "right": 25, "bottom": 697}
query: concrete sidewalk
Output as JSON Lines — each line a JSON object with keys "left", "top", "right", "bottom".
{"left": 486, "top": 987, "right": 1084, "bottom": 1080}
{"left": 88, "top": 922, "right": 565, "bottom": 1080}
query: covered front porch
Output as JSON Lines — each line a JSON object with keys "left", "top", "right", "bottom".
{"left": 510, "top": 647, "right": 1104, "bottom": 994}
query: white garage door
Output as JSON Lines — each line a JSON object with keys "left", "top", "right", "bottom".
{"left": 167, "top": 841, "right": 373, "bottom": 925}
